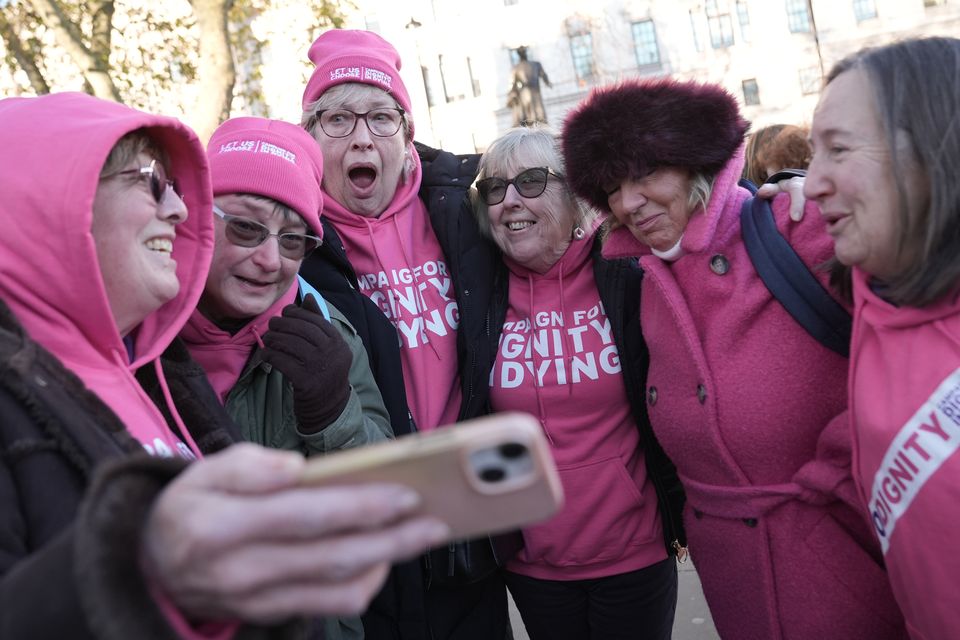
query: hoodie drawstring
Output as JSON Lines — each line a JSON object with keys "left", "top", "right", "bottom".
{"left": 526, "top": 274, "right": 555, "bottom": 445}
{"left": 557, "top": 267, "right": 577, "bottom": 398}
{"left": 152, "top": 358, "right": 204, "bottom": 460}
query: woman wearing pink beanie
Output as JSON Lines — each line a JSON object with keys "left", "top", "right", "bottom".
{"left": 297, "top": 28, "right": 514, "bottom": 640}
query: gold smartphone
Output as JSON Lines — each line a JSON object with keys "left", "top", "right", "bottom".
{"left": 301, "top": 412, "right": 564, "bottom": 540}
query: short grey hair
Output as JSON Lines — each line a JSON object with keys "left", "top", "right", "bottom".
{"left": 474, "top": 125, "right": 595, "bottom": 238}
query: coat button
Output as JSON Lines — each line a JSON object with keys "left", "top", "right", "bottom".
{"left": 697, "top": 384, "right": 707, "bottom": 404}
{"left": 648, "top": 386, "right": 658, "bottom": 406}
{"left": 694, "top": 509, "right": 703, "bottom": 520}
{"left": 709, "top": 254, "right": 730, "bottom": 275}
{"left": 743, "top": 518, "right": 758, "bottom": 527}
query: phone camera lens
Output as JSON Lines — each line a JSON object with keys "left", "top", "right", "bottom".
{"left": 499, "top": 442, "right": 528, "bottom": 459}
{"left": 479, "top": 467, "right": 507, "bottom": 483}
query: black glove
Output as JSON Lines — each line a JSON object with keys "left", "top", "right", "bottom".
{"left": 260, "top": 294, "right": 352, "bottom": 433}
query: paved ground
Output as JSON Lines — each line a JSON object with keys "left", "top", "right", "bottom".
{"left": 508, "top": 559, "right": 719, "bottom": 640}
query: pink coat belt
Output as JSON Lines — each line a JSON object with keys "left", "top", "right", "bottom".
{"left": 680, "top": 461, "right": 854, "bottom": 520}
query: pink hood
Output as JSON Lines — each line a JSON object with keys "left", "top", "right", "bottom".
{"left": 0, "top": 93, "right": 214, "bottom": 455}
{"left": 181, "top": 285, "right": 297, "bottom": 403}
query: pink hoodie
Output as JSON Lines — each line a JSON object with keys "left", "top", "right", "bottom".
{"left": 180, "top": 287, "right": 297, "bottom": 403}
{"left": 849, "top": 268, "right": 960, "bottom": 640}
{"left": 490, "top": 223, "right": 665, "bottom": 580}
{"left": 322, "top": 149, "right": 460, "bottom": 430}
{"left": 0, "top": 92, "right": 214, "bottom": 459}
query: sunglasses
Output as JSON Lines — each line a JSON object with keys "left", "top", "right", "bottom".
{"left": 475, "top": 167, "right": 565, "bottom": 206}
{"left": 112, "top": 159, "right": 181, "bottom": 204}
{"left": 213, "top": 205, "right": 322, "bottom": 259}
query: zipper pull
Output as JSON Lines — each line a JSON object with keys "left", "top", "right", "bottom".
{"left": 672, "top": 539, "right": 689, "bottom": 564}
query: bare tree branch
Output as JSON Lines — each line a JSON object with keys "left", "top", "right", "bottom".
{"left": 188, "top": 0, "right": 236, "bottom": 142}
{"left": 0, "top": 9, "right": 50, "bottom": 93}
{"left": 25, "top": 0, "right": 120, "bottom": 100}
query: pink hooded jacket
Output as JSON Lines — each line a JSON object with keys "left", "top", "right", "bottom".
{"left": 491, "top": 222, "right": 665, "bottom": 581}
{"left": 848, "top": 268, "right": 960, "bottom": 640}
{"left": 322, "top": 150, "right": 461, "bottom": 430}
{"left": 0, "top": 92, "right": 214, "bottom": 459}
{"left": 602, "top": 148, "right": 906, "bottom": 639}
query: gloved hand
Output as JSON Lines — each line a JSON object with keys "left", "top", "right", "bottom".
{"left": 261, "top": 294, "right": 352, "bottom": 433}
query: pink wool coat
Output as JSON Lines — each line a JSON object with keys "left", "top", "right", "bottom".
{"left": 603, "top": 149, "right": 906, "bottom": 640}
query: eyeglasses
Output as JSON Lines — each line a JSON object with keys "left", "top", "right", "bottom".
{"left": 212, "top": 205, "right": 322, "bottom": 259}
{"left": 475, "top": 167, "right": 565, "bottom": 206}
{"left": 316, "top": 108, "right": 406, "bottom": 138}
{"left": 110, "top": 159, "right": 181, "bottom": 204}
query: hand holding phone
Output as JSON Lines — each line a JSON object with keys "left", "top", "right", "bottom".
{"left": 301, "top": 412, "right": 563, "bottom": 541}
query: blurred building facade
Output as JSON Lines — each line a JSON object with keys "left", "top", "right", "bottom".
{"left": 2, "top": 0, "right": 957, "bottom": 149}
{"left": 346, "top": 0, "right": 960, "bottom": 151}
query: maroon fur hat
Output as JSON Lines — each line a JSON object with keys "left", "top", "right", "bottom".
{"left": 561, "top": 78, "right": 749, "bottom": 212}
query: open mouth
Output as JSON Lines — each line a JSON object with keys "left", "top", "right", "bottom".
{"left": 507, "top": 220, "right": 535, "bottom": 231}
{"left": 145, "top": 238, "right": 174, "bottom": 254}
{"left": 348, "top": 166, "right": 378, "bottom": 189}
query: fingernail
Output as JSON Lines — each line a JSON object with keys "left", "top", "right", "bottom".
{"left": 393, "top": 488, "right": 421, "bottom": 511}
{"left": 425, "top": 520, "right": 452, "bottom": 541}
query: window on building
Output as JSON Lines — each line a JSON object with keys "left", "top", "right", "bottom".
{"left": 785, "top": 0, "right": 812, "bottom": 32}
{"left": 570, "top": 32, "right": 595, "bottom": 82}
{"left": 707, "top": 15, "right": 735, "bottom": 47}
{"left": 736, "top": 0, "right": 751, "bottom": 42}
{"left": 421, "top": 65, "right": 437, "bottom": 108}
{"left": 689, "top": 9, "right": 702, "bottom": 52}
{"left": 742, "top": 78, "right": 760, "bottom": 106}
{"left": 631, "top": 20, "right": 661, "bottom": 67}
{"left": 466, "top": 57, "right": 481, "bottom": 97}
{"left": 924, "top": 0, "right": 946, "bottom": 7}
{"left": 798, "top": 66, "right": 822, "bottom": 94}
{"left": 440, "top": 55, "right": 477, "bottom": 103}
{"left": 504, "top": 0, "right": 518, "bottom": 6}
{"left": 853, "top": 0, "right": 877, "bottom": 21}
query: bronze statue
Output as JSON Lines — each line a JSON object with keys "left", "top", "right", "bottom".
{"left": 509, "top": 46, "right": 551, "bottom": 126}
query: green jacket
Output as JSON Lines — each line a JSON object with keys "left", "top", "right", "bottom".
{"left": 224, "top": 301, "right": 393, "bottom": 455}
{"left": 224, "top": 300, "right": 391, "bottom": 640}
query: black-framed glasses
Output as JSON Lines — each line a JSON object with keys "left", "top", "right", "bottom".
{"left": 212, "top": 205, "right": 322, "bottom": 259}
{"left": 316, "top": 108, "right": 405, "bottom": 138}
{"left": 475, "top": 167, "right": 564, "bottom": 206}
{"left": 110, "top": 159, "right": 181, "bottom": 204}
